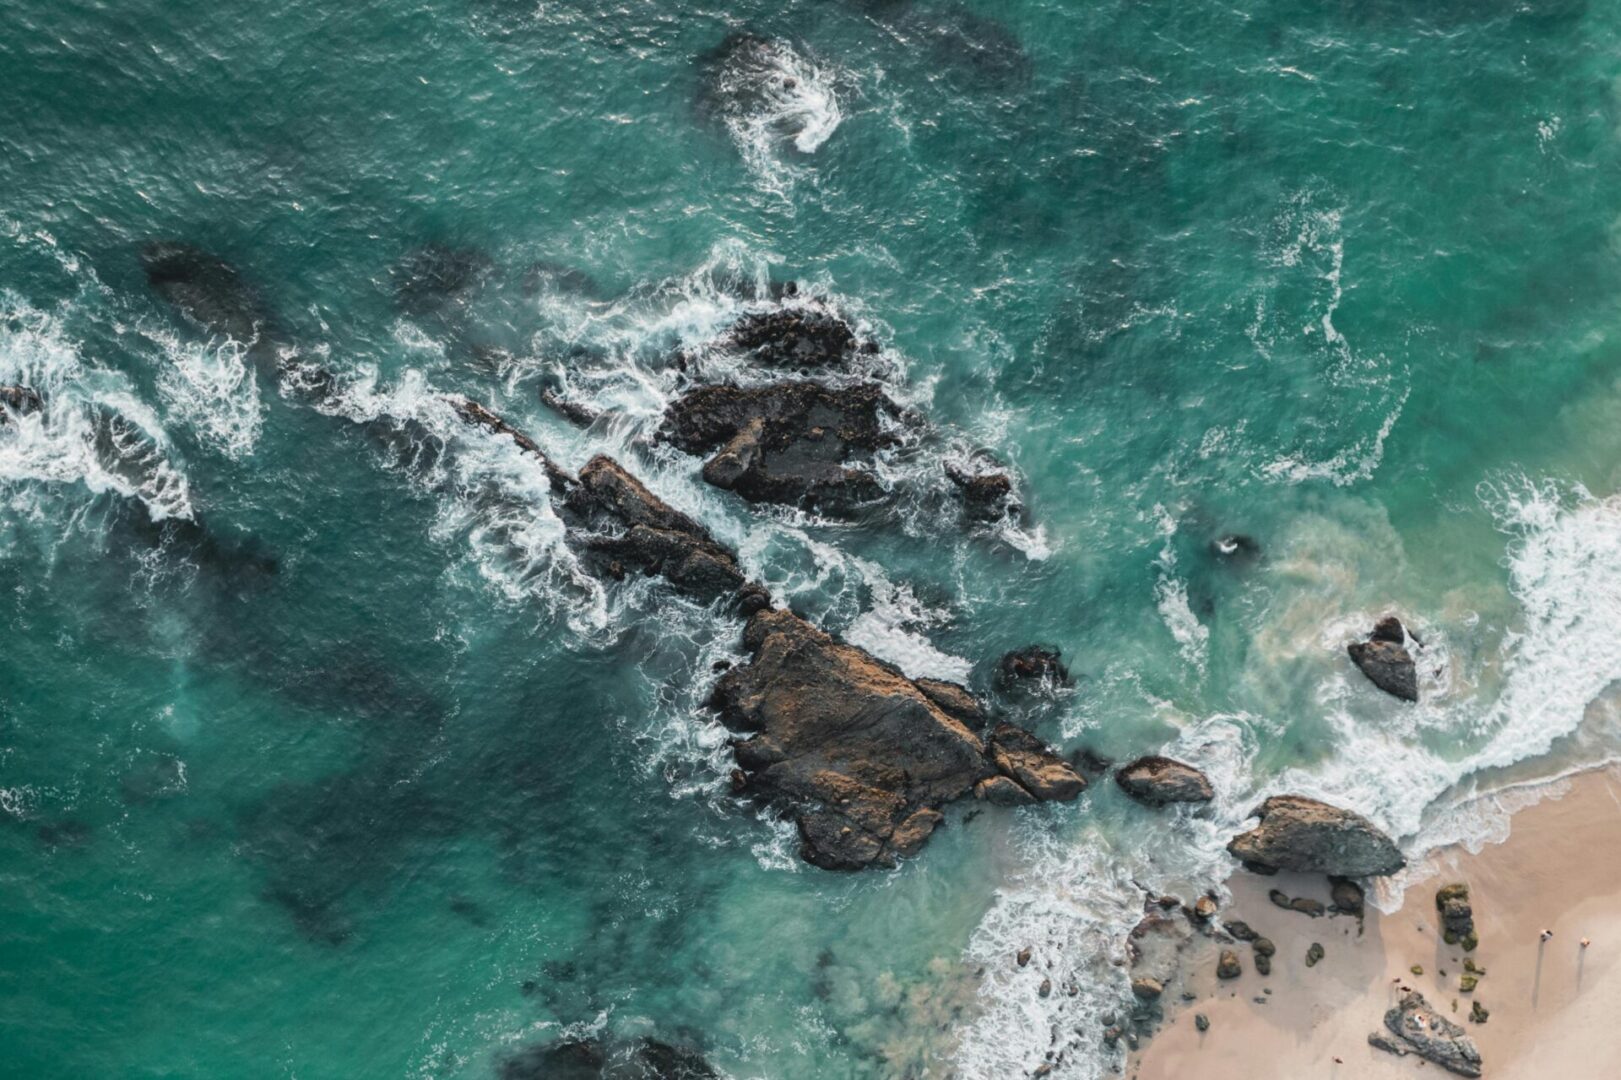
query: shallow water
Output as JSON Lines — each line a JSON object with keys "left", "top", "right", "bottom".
{"left": 3, "top": 1, "right": 1621, "bottom": 1077}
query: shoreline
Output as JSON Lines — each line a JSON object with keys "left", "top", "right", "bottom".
{"left": 1131, "top": 763, "right": 1621, "bottom": 1078}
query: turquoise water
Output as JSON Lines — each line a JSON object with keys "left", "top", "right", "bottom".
{"left": 4, "top": 1, "right": 1621, "bottom": 1076}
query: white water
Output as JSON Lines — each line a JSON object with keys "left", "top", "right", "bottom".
{"left": 953, "top": 472, "right": 1621, "bottom": 1077}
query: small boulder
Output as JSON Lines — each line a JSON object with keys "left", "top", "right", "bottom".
{"left": 1305, "top": 942, "right": 1325, "bottom": 967}
{"left": 1194, "top": 1013, "right": 1209, "bottom": 1032}
{"left": 1251, "top": 938, "right": 1276, "bottom": 958}
{"left": 1348, "top": 616, "right": 1419, "bottom": 702}
{"left": 1217, "top": 950, "right": 1242, "bottom": 979}
{"left": 1223, "top": 920, "right": 1258, "bottom": 942}
{"left": 1114, "top": 756, "right": 1216, "bottom": 807}
{"left": 1289, "top": 896, "right": 1326, "bottom": 918}
{"left": 997, "top": 645, "right": 1068, "bottom": 688}
{"left": 1329, "top": 876, "right": 1365, "bottom": 917}
{"left": 1131, "top": 976, "right": 1164, "bottom": 1000}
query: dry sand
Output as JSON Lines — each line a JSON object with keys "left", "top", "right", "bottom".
{"left": 1132, "top": 764, "right": 1621, "bottom": 1079}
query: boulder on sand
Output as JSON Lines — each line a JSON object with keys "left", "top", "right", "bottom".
{"left": 1227, "top": 795, "right": 1405, "bottom": 877}
{"left": 712, "top": 608, "right": 1085, "bottom": 870}
{"left": 1348, "top": 615, "right": 1419, "bottom": 702}
{"left": 1368, "top": 991, "right": 1483, "bottom": 1077}
{"left": 1114, "top": 756, "right": 1215, "bottom": 807}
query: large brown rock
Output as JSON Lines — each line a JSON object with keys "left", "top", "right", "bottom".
{"left": 713, "top": 608, "right": 1085, "bottom": 869}
{"left": 1227, "top": 795, "right": 1405, "bottom": 877}
{"left": 1114, "top": 756, "right": 1215, "bottom": 807}
{"left": 661, "top": 381, "right": 904, "bottom": 513}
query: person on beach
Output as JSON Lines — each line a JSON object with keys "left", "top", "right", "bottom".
{"left": 1581, "top": 937, "right": 1591, "bottom": 948}
{"left": 1541, "top": 929, "right": 1554, "bottom": 941}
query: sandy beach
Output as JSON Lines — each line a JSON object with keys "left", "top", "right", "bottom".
{"left": 1133, "top": 764, "right": 1621, "bottom": 1079}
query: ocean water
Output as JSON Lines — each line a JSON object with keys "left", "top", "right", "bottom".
{"left": 3, "top": 1, "right": 1621, "bottom": 1076}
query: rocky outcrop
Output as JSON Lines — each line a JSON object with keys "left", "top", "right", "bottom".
{"left": 1227, "top": 795, "right": 1405, "bottom": 877}
{"left": 0, "top": 385, "right": 43, "bottom": 419}
{"left": 712, "top": 608, "right": 1085, "bottom": 869}
{"left": 498, "top": 1036, "right": 717, "bottom": 1080}
{"left": 1348, "top": 615, "right": 1419, "bottom": 702}
{"left": 1368, "top": 991, "right": 1483, "bottom": 1077}
{"left": 661, "top": 381, "right": 904, "bottom": 513}
{"left": 1436, "top": 883, "right": 1478, "bottom": 951}
{"left": 1114, "top": 756, "right": 1215, "bottom": 807}
{"left": 946, "top": 463, "right": 1017, "bottom": 522}
{"left": 996, "top": 645, "right": 1068, "bottom": 688}
{"left": 717, "top": 305, "right": 873, "bottom": 370}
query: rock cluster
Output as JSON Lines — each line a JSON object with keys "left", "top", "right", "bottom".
{"left": 1348, "top": 615, "right": 1419, "bottom": 702}
{"left": 719, "top": 305, "right": 873, "bottom": 370}
{"left": 713, "top": 608, "right": 1085, "bottom": 869}
{"left": 1114, "top": 756, "right": 1215, "bottom": 807}
{"left": 1367, "top": 991, "right": 1484, "bottom": 1077}
{"left": 1227, "top": 795, "right": 1406, "bottom": 877}
{"left": 1436, "top": 882, "right": 1478, "bottom": 951}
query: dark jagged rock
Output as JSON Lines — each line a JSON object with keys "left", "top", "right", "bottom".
{"left": 540, "top": 387, "right": 601, "bottom": 428}
{"left": 1436, "top": 883, "right": 1477, "bottom": 950}
{"left": 1348, "top": 616, "right": 1419, "bottom": 702}
{"left": 996, "top": 645, "right": 1068, "bottom": 688}
{"left": 1114, "top": 756, "right": 1215, "bottom": 807}
{"left": 946, "top": 463, "right": 1017, "bottom": 522}
{"left": 662, "top": 381, "right": 903, "bottom": 513}
{"left": 1305, "top": 942, "right": 1325, "bottom": 967}
{"left": 712, "top": 608, "right": 1084, "bottom": 869}
{"left": 574, "top": 456, "right": 747, "bottom": 601}
{"left": 1368, "top": 991, "right": 1483, "bottom": 1077}
{"left": 1227, "top": 795, "right": 1406, "bottom": 877}
{"left": 391, "top": 244, "right": 492, "bottom": 315}
{"left": 141, "top": 241, "right": 270, "bottom": 344}
{"left": 0, "top": 385, "right": 43, "bottom": 419}
{"left": 720, "top": 305, "right": 869, "bottom": 369}
{"left": 446, "top": 396, "right": 575, "bottom": 490}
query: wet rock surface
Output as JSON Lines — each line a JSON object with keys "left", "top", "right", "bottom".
{"left": 1114, "top": 756, "right": 1215, "bottom": 807}
{"left": 1436, "top": 882, "right": 1478, "bottom": 950}
{"left": 717, "top": 304, "right": 872, "bottom": 370}
{"left": 712, "top": 607, "right": 1084, "bottom": 869}
{"left": 1348, "top": 615, "right": 1419, "bottom": 701}
{"left": 662, "top": 380, "right": 904, "bottom": 513}
{"left": 1227, "top": 794, "right": 1406, "bottom": 877}
{"left": 946, "top": 462, "right": 1017, "bottom": 522}
{"left": 1368, "top": 991, "right": 1484, "bottom": 1077}
{"left": 996, "top": 644, "right": 1068, "bottom": 688}
{"left": 0, "top": 384, "right": 43, "bottom": 419}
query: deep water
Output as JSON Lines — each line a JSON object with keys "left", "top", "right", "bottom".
{"left": 4, "top": 1, "right": 1621, "bottom": 1076}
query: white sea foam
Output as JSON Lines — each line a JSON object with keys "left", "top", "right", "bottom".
{"left": 151, "top": 329, "right": 264, "bottom": 458}
{"left": 956, "top": 474, "right": 1621, "bottom": 1075}
{"left": 1151, "top": 506, "right": 1208, "bottom": 672}
{"left": 712, "top": 38, "right": 844, "bottom": 197}
{"left": 0, "top": 293, "right": 193, "bottom": 523}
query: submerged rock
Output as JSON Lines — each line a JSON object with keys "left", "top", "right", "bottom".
{"left": 391, "top": 243, "right": 492, "bottom": 315}
{"left": 1369, "top": 991, "right": 1483, "bottom": 1077}
{"left": 498, "top": 1036, "right": 717, "bottom": 1080}
{"left": 713, "top": 608, "right": 1084, "bottom": 869}
{"left": 1114, "top": 756, "right": 1215, "bottom": 807}
{"left": 141, "top": 241, "right": 271, "bottom": 344}
{"left": 1227, "top": 795, "right": 1406, "bottom": 877}
{"left": 662, "top": 381, "right": 904, "bottom": 513}
{"left": 1348, "top": 616, "right": 1419, "bottom": 702}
